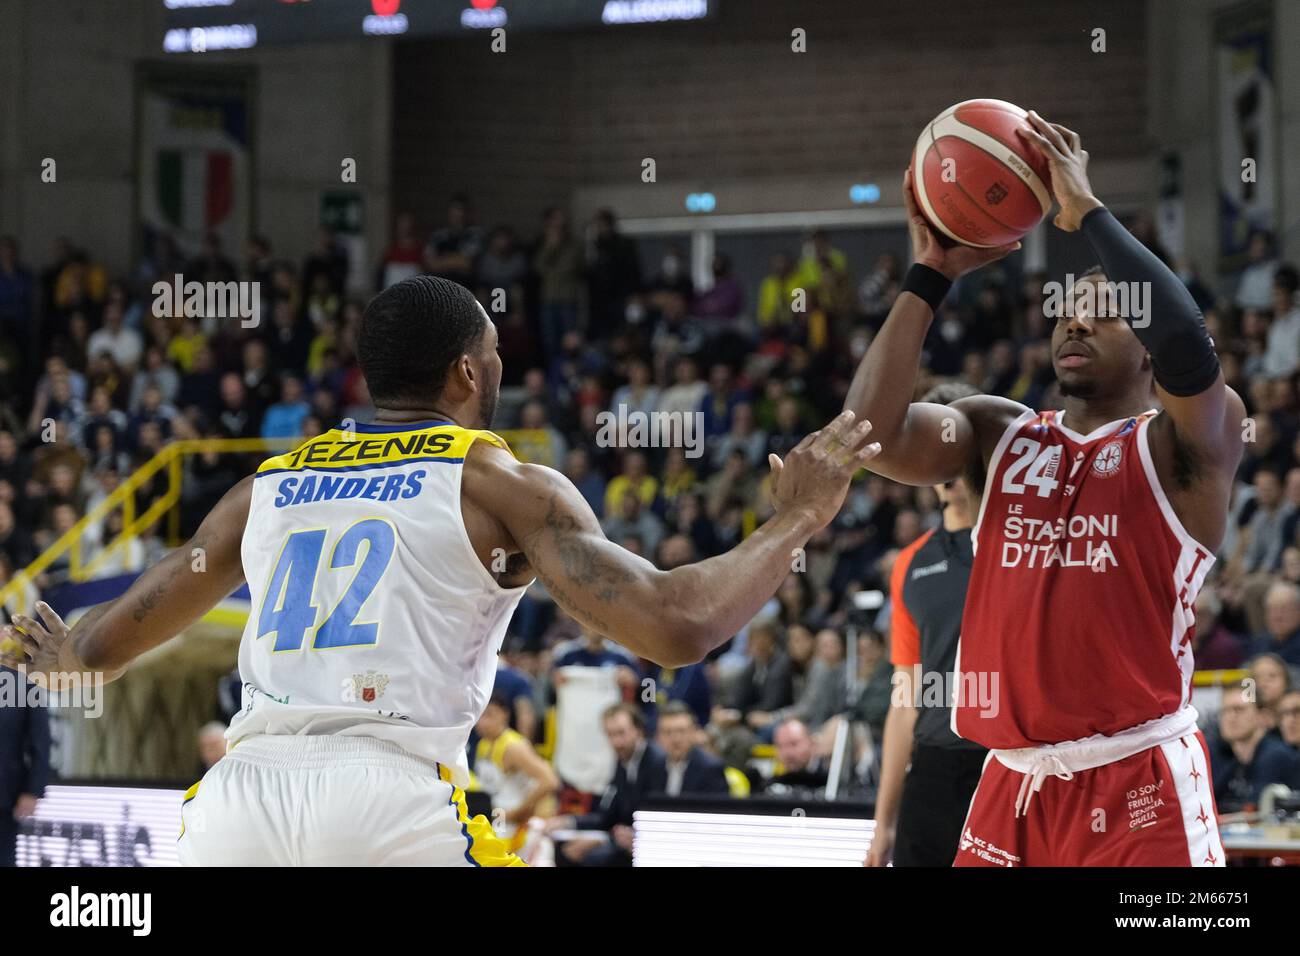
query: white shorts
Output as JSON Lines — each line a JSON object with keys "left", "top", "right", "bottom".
{"left": 177, "top": 734, "right": 524, "bottom": 867}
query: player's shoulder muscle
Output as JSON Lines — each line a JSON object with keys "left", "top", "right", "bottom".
{"left": 1149, "top": 382, "right": 1246, "bottom": 483}
{"left": 462, "top": 439, "right": 599, "bottom": 549}
{"left": 950, "top": 394, "right": 1028, "bottom": 459}
{"left": 202, "top": 474, "right": 254, "bottom": 542}
{"left": 1144, "top": 385, "right": 1243, "bottom": 553}
{"left": 464, "top": 439, "right": 569, "bottom": 511}
{"left": 942, "top": 394, "right": 1027, "bottom": 493}
{"left": 187, "top": 474, "right": 253, "bottom": 591}
{"left": 205, "top": 470, "right": 250, "bottom": 538}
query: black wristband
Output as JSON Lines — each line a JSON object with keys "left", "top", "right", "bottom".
{"left": 902, "top": 263, "right": 953, "bottom": 312}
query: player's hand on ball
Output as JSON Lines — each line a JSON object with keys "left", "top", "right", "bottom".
{"left": 903, "top": 169, "right": 1020, "bottom": 280}
{"left": 768, "top": 410, "right": 880, "bottom": 530}
{"left": 1018, "top": 111, "right": 1103, "bottom": 232}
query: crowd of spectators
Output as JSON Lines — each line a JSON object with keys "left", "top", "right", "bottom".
{"left": 3, "top": 192, "right": 1300, "bottom": 835}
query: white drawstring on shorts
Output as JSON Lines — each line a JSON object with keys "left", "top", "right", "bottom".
{"left": 994, "top": 706, "right": 1200, "bottom": 819}
{"left": 1013, "top": 753, "right": 1074, "bottom": 818}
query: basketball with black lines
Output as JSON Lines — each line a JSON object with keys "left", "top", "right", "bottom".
{"left": 910, "top": 98, "right": 1053, "bottom": 248}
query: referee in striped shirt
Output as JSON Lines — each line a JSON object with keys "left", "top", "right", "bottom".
{"left": 865, "top": 383, "right": 988, "bottom": 867}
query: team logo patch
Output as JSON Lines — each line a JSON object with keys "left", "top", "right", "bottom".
{"left": 1091, "top": 440, "right": 1123, "bottom": 478}
{"left": 985, "top": 181, "right": 1009, "bottom": 205}
{"left": 351, "top": 670, "right": 390, "bottom": 703}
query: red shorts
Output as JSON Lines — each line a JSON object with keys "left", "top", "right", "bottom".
{"left": 953, "top": 731, "right": 1224, "bottom": 867}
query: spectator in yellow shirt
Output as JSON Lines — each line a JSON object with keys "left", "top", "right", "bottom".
{"left": 660, "top": 448, "right": 698, "bottom": 506}
{"left": 604, "top": 450, "right": 658, "bottom": 517}
{"left": 54, "top": 251, "right": 108, "bottom": 312}
{"left": 795, "top": 230, "right": 853, "bottom": 318}
{"left": 757, "top": 252, "right": 802, "bottom": 329}
{"left": 166, "top": 316, "right": 207, "bottom": 373}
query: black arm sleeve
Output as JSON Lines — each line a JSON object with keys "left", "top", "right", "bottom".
{"left": 1080, "top": 206, "right": 1220, "bottom": 397}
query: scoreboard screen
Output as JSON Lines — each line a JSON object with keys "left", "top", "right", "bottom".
{"left": 633, "top": 809, "right": 875, "bottom": 867}
{"left": 162, "top": 0, "right": 717, "bottom": 51}
{"left": 16, "top": 785, "right": 185, "bottom": 868}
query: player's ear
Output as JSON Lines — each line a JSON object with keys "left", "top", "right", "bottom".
{"left": 443, "top": 354, "right": 476, "bottom": 401}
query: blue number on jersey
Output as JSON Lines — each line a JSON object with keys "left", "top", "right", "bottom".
{"left": 257, "top": 520, "right": 397, "bottom": 652}
{"left": 258, "top": 529, "right": 326, "bottom": 652}
{"left": 315, "top": 519, "right": 396, "bottom": 649}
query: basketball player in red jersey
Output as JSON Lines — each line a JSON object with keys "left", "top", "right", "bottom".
{"left": 845, "top": 112, "right": 1244, "bottom": 866}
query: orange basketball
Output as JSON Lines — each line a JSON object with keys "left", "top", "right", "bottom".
{"left": 910, "top": 98, "right": 1052, "bottom": 248}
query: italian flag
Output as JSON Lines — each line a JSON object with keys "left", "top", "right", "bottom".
{"left": 156, "top": 149, "right": 234, "bottom": 232}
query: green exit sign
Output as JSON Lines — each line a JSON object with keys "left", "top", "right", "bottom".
{"left": 321, "top": 191, "right": 363, "bottom": 235}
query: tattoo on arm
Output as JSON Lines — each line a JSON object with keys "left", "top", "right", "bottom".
{"left": 542, "top": 494, "right": 636, "bottom": 599}
{"left": 521, "top": 493, "right": 638, "bottom": 633}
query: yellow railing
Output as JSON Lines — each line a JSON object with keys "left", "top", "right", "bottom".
{"left": 1, "top": 428, "right": 553, "bottom": 611}
{"left": 0, "top": 437, "right": 301, "bottom": 609}
{"left": 1192, "top": 668, "right": 1249, "bottom": 687}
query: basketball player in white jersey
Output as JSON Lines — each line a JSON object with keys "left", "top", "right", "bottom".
{"left": 2, "top": 276, "right": 880, "bottom": 866}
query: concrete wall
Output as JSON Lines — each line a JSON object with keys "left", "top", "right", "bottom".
{"left": 0, "top": 0, "right": 392, "bottom": 277}
{"left": 393, "top": 0, "right": 1151, "bottom": 232}
{"left": 5, "top": 0, "right": 1298, "bottom": 284}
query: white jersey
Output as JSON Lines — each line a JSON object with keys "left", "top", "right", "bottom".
{"left": 227, "top": 420, "right": 530, "bottom": 787}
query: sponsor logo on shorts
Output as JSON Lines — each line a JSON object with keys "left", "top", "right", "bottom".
{"left": 958, "top": 827, "right": 1021, "bottom": 867}
{"left": 1126, "top": 779, "right": 1166, "bottom": 831}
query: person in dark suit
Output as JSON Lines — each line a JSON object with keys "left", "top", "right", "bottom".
{"left": 711, "top": 617, "right": 793, "bottom": 767}
{"left": 730, "top": 618, "right": 794, "bottom": 715}
{"left": 655, "top": 701, "right": 730, "bottom": 797}
{"left": 545, "top": 702, "right": 666, "bottom": 866}
{"left": 0, "top": 665, "right": 51, "bottom": 866}
{"left": 1212, "top": 683, "right": 1300, "bottom": 813}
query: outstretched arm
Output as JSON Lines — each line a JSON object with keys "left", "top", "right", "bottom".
{"left": 1020, "top": 112, "right": 1244, "bottom": 547}
{"left": 842, "top": 169, "right": 1024, "bottom": 486}
{"left": 1019, "top": 111, "right": 1243, "bottom": 464}
{"left": 3, "top": 477, "right": 251, "bottom": 683}
{"left": 470, "top": 412, "right": 880, "bottom": 667}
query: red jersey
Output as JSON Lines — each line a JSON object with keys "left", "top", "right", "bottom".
{"left": 953, "top": 409, "right": 1212, "bottom": 749}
